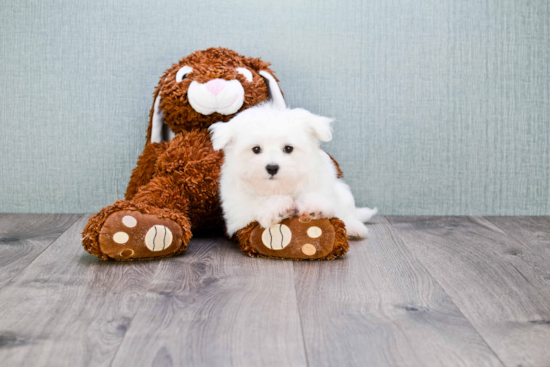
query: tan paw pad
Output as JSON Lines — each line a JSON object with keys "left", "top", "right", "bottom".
{"left": 113, "top": 232, "right": 129, "bottom": 244}
{"left": 301, "top": 244, "right": 317, "bottom": 256}
{"left": 120, "top": 249, "right": 134, "bottom": 257}
{"left": 122, "top": 215, "right": 137, "bottom": 228}
{"left": 307, "top": 226, "right": 322, "bottom": 238}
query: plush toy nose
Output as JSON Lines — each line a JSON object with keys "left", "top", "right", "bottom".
{"left": 205, "top": 79, "right": 226, "bottom": 96}
{"left": 266, "top": 164, "right": 279, "bottom": 175}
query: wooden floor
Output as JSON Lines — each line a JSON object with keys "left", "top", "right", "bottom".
{"left": 0, "top": 215, "right": 549, "bottom": 367}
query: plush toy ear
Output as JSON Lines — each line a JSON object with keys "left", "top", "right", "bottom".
{"left": 146, "top": 82, "right": 176, "bottom": 145}
{"left": 245, "top": 57, "right": 285, "bottom": 109}
{"left": 149, "top": 94, "right": 164, "bottom": 144}
{"left": 209, "top": 121, "right": 234, "bottom": 151}
{"left": 259, "top": 71, "right": 285, "bottom": 110}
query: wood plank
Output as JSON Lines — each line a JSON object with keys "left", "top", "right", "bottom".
{"left": 486, "top": 216, "right": 550, "bottom": 264}
{"left": 293, "top": 217, "right": 503, "bottom": 367}
{"left": 111, "top": 237, "right": 308, "bottom": 367}
{"left": 0, "top": 214, "right": 81, "bottom": 289}
{"left": 388, "top": 216, "right": 550, "bottom": 367}
{"left": 0, "top": 215, "right": 162, "bottom": 367}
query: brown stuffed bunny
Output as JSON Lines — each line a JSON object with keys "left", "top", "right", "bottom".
{"left": 82, "top": 47, "right": 348, "bottom": 261}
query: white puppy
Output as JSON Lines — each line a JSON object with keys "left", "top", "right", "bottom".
{"left": 209, "top": 103, "right": 377, "bottom": 238}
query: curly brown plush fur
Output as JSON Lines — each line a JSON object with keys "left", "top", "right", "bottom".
{"left": 82, "top": 47, "right": 349, "bottom": 261}
{"left": 126, "top": 48, "right": 278, "bottom": 200}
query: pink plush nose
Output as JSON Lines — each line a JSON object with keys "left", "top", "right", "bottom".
{"left": 205, "top": 79, "right": 226, "bottom": 96}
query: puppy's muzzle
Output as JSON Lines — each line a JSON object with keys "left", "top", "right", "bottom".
{"left": 266, "top": 164, "right": 279, "bottom": 176}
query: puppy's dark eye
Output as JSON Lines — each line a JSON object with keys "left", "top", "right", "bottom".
{"left": 284, "top": 146, "right": 294, "bottom": 153}
{"left": 252, "top": 146, "right": 261, "bottom": 154}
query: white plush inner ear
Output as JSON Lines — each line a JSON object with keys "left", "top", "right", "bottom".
{"left": 259, "top": 70, "right": 285, "bottom": 109}
{"left": 150, "top": 95, "right": 176, "bottom": 144}
{"left": 162, "top": 124, "right": 175, "bottom": 141}
{"left": 236, "top": 67, "right": 253, "bottom": 82}
{"left": 150, "top": 95, "right": 164, "bottom": 144}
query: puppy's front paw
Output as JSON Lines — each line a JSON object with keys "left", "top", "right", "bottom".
{"left": 257, "top": 196, "right": 296, "bottom": 229}
{"left": 298, "top": 211, "right": 324, "bottom": 223}
{"left": 296, "top": 195, "right": 334, "bottom": 223}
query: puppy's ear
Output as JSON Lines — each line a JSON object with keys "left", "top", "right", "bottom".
{"left": 209, "top": 122, "right": 234, "bottom": 150}
{"left": 309, "top": 115, "right": 334, "bottom": 142}
{"left": 291, "top": 109, "right": 334, "bottom": 142}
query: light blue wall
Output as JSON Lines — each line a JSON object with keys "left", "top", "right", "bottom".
{"left": 1, "top": 0, "right": 549, "bottom": 214}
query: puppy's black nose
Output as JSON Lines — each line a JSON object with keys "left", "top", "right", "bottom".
{"left": 266, "top": 164, "right": 279, "bottom": 175}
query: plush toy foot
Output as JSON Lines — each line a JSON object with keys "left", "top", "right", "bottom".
{"left": 97, "top": 210, "right": 184, "bottom": 261}
{"left": 233, "top": 217, "right": 349, "bottom": 260}
{"left": 82, "top": 200, "right": 192, "bottom": 261}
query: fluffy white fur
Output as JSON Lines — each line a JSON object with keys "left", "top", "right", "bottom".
{"left": 209, "top": 103, "right": 377, "bottom": 238}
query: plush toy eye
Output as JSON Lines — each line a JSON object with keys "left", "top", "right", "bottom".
{"left": 236, "top": 67, "right": 253, "bottom": 82}
{"left": 284, "top": 146, "right": 293, "bottom": 153}
{"left": 176, "top": 66, "right": 193, "bottom": 83}
{"left": 252, "top": 146, "right": 261, "bottom": 154}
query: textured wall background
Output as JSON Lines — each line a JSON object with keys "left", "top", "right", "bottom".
{"left": 1, "top": 0, "right": 549, "bottom": 214}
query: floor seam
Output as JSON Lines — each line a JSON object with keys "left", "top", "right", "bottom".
{"left": 108, "top": 247, "right": 175, "bottom": 367}
{"left": 0, "top": 214, "right": 83, "bottom": 293}
{"left": 484, "top": 216, "right": 550, "bottom": 255}
{"left": 384, "top": 216, "right": 508, "bottom": 367}
{"left": 292, "top": 262, "right": 311, "bottom": 367}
